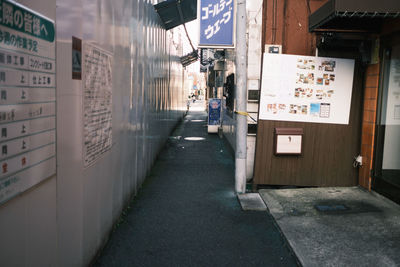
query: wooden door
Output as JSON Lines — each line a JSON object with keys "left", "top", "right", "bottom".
{"left": 254, "top": 50, "right": 364, "bottom": 187}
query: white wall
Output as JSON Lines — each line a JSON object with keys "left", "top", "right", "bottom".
{"left": 0, "top": 0, "right": 186, "bottom": 266}
{"left": 0, "top": 1, "right": 58, "bottom": 266}
{"left": 382, "top": 126, "right": 400, "bottom": 170}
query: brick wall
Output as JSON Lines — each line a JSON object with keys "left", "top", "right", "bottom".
{"left": 359, "top": 64, "right": 380, "bottom": 190}
{"left": 262, "top": 0, "right": 327, "bottom": 55}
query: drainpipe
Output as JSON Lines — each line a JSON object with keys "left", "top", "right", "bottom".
{"left": 235, "top": 0, "right": 247, "bottom": 194}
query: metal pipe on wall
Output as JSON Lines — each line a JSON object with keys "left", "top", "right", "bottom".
{"left": 235, "top": 0, "right": 248, "bottom": 194}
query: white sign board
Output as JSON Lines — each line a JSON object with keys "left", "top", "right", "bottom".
{"left": 259, "top": 53, "right": 355, "bottom": 124}
{"left": 0, "top": 0, "right": 56, "bottom": 204}
{"left": 83, "top": 43, "right": 113, "bottom": 167}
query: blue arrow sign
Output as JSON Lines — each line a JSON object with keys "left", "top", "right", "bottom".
{"left": 198, "top": 0, "right": 235, "bottom": 48}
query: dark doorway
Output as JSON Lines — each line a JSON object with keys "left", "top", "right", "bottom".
{"left": 373, "top": 41, "right": 400, "bottom": 204}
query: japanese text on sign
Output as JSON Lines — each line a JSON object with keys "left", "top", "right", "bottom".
{"left": 201, "top": 0, "right": 232, "bottom": 39}
{"left": 83, "top": 43, "right": 113, "bottom": 167}
{"left": 199, "top": 0, "right": 235, "bottom": 48}
{"left": 0, "top": 0, "right": 55, "bottom": 42}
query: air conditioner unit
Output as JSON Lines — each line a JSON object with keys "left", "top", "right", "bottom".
{"left": 265, "top": 44, "right": 282, "bottom": 54}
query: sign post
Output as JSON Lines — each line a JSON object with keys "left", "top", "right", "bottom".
{"left": 208, "top": 98, "right": 221, "bottom": 133}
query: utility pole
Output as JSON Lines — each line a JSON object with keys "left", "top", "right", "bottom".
{"left": 235, "top": 0, "right": 247, "bottom": 194}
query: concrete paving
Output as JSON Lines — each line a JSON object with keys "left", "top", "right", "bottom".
{"left": 259, "top": 186, "right": 400, "bottom": 267}
{"left": 94, "top": 109, "right": 298, "bottom": 267}
{"left": 238, "top": 193, "right": 267, "bottom": 211}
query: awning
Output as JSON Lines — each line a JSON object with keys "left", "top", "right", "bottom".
{"left": 309, "top": 0, "right": 400, "bottom": 32}
{"left": 154, "top": 0, "right": 197, "bottom": 30}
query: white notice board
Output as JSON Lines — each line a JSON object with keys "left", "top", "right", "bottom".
{"left": 259, "top": 53, "right": 355, "bottom": 124}
{"left": 384, "top": 46, "right": 400, "bottom": 125}
{"left": 82, "top": 43, "right": 113, "bottom": 167}
{"left": 0, "top": 1, "right": 56, "bottom": 204}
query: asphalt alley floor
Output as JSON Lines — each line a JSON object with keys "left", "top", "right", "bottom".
{"left": 94, "top": 109, "right": 298, "bottom": 267}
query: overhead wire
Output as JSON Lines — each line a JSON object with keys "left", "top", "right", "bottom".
{"left": 177, "top": 0, "right": 197, "bottom": 52}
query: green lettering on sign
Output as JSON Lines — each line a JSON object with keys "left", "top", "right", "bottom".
{"left": 0, "top": 0, "right": 55, "bottom": 42}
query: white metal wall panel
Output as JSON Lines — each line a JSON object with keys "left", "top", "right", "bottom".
{"left": 56, "top": 0, "right": 185, "bottom": 265}
{"left": 0, "top": 0, "right": 58, "bottom": 266}
{"left": 0, "top": 0, "right": 186, "bottom": 266}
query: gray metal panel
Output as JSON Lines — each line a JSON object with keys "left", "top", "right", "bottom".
{"left": 309, "top": 0, "right": 336, "bottom": 32}
{"left": 154, "top": 0, "right": 197, "bottom": 30}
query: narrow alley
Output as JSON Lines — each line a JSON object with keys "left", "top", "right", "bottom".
{"left": 1, "top": 1, "right": 399, "bottom": 266}
{"left": 94, "top": 107, "right": 298, "bottom": 266}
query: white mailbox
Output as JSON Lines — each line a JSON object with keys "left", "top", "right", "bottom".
{"left": 274, "top": 128, "right": 303, "bottom": 155}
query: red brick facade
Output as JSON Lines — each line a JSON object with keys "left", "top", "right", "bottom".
{"left": 359, "top": 64, "right": 380, "bottom": 190}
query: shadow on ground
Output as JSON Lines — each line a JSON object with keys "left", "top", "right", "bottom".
{"left": 94, "top": 110, "right": 298, "bottom": 267}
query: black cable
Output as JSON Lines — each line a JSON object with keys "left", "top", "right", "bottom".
{"left": 177, "top": 0, "right": 197, "bottom": 52}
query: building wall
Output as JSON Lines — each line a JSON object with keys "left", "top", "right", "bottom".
{"left": 359, "top": 63, "right": 380, "bottom": 190}
{"left": 262, "top": 0, "right": 327, "bottom": 55}
{"left": 256, "top": 0, "right": 390, "bottom": 188}
{"left": 223, "top": 0, "right": 330, "bottom": 181}
{"left": 222, "top": 49, "right": 236, "bottom": 150}
{"left": 222, "top": 0, "right": 263, "bottom": 180}
{"left": 258, "top": 0, "right": 400, "bottom": 190}
{"left": 0, "top": 0, "right": 186, "bottom": 266}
